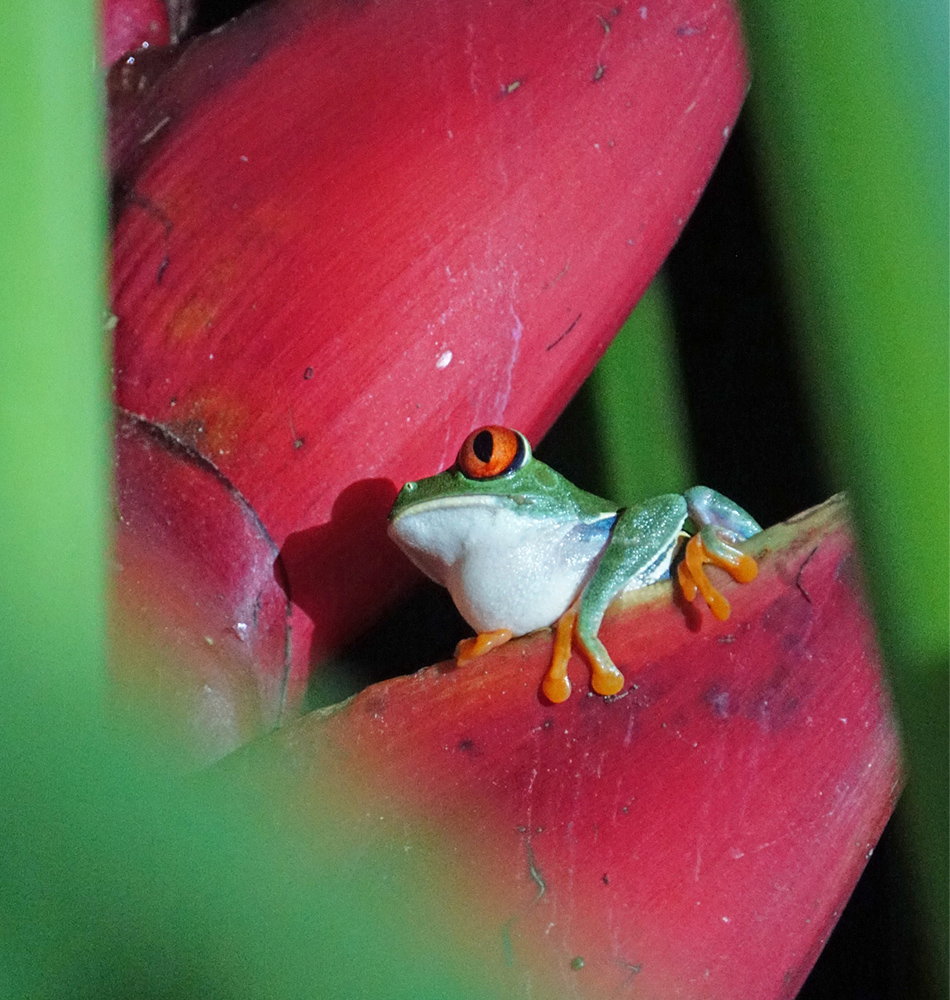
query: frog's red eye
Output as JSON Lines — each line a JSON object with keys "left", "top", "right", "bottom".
{"left": 457, "top": 426, "right": 529, "bottom": 479}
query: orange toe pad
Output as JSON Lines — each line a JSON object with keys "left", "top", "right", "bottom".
{"left": 678, "top": 531, "right": 758, "bottom": 621}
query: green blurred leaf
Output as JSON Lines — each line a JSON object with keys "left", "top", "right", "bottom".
{"left": 741, "top": 0, "right": 949, "bottom": 986}
{"left": 0, "top": 5, "right": 109, "bottom": 713}
{"left": 0, "top": 699, "right": 504, "bottom": 1000}
{"left": 587, "top": 274, "right": 693, "bottom": 502}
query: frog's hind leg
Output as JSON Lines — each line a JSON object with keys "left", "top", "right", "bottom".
{"left": 684, "top": 486, "right": 760, "bottom": 540}
{"left": 678, "top": 487, "right": 761, "bottom": 620}
{"left": 573, "top": 496, "right": 689, "bottom": 697}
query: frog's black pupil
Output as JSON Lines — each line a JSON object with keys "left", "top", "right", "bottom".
{"left": 473, "top": 430, "right": 494, "bottom": 464}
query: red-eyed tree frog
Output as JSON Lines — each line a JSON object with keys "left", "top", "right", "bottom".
{"left": 388, "top": 426, "right": 761, "bottom": 703}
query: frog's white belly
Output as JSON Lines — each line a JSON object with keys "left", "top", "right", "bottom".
{"left": 388, "top": 497, "right": 615, "bottom": 636}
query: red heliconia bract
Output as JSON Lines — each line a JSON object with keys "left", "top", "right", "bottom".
{"left": 100, "top": 0, "right": 170, "bottom": 66}
{"left": 243, "top": 498, "right": 901, "bottom": 1000}
{"left": 110, "top": 0, "right": 749, "bottom": 747}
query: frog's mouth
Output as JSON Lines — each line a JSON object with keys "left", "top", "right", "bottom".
{"left": 390, "top": 493, "right": 516, "bottom": 520}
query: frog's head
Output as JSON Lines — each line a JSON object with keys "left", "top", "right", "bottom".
{"left": 388, "top": 425, "right": 570, "bottom": 585}
{"left": 389, "top": 425, "right": 569, "bottom": 522}
{"left": 388, "top": 425, "right": 614, "bottom": 572}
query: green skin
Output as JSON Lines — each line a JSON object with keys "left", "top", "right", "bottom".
{"left": 388, "top": 432, "right": 761, "bottom": 684}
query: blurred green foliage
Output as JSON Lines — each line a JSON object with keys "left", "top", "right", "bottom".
{"left": 0, "top": 8, "right": 109, "bottom": 715}
{"left": 740, "top": 0, "right": 949, "bottom": 983}
{"left": 589, "top": 274, "right": 693, "bottom": 502}
{"left": 1, "top": 0, "right": 946, "bottom": 996}
{"left": 0, "top": 698, "right": 505, "bottom": 1000}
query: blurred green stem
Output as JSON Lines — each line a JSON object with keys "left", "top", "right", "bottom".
{"left": 0, "top": 7, "right": 109, "bottom": 715}
{"left": 741, "top": 0, "right": 949, "bottom": 984}
{"left": 588, "top": 273, "right": 693, "bottom": 502}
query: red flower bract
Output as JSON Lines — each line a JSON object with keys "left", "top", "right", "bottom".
{"left": 101, "top": 0, "right": 170, "bottom": 66}
{"left": 241, "top": 498, "right": 901, "bottom": 999}
{"left": 110, "top": 0, "right": 749, "bottom": 748}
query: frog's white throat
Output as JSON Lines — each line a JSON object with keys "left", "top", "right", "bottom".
{"left": 388, "top": 496, "right": 615, "bottom": 637}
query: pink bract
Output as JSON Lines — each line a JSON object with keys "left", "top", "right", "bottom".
{"left": 110, "top": 0, "right": 749, "bottom": 747}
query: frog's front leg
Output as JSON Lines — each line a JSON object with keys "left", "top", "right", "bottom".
{"left": 455, "top": 628, "right": 515, "bottom": 664}
{"left": 542, "top": 496, "right": 689, "bottom": 703}
{"left": 677, "top": 486, "right": 761, "bottom": 621}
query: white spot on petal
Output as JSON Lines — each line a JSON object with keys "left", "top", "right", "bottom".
{"left": 436, "top": 350, "right": 453, "bottom": 369}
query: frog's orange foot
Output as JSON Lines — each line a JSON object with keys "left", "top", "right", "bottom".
{"left": 677, "top": 527, "right": 758, "bottom": 621}
{"left": 541, "top": 603, "right": 577, "bottom": 703}
{"left": 541, "top": 602, "right": 625, "bottom": 703}
{"left": 455, "top": 628, "right": 514, "bottom": 665}
{"left": 586, "top": 654, "right": 625, "bottom": 697}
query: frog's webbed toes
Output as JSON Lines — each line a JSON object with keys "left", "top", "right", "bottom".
{"left": 574, "top": 623, "right": 625, "bottom": 697}
{"left": 542, "top": 672, "right": 572, "bottom": 704}
{"left": 677, "top": 526, "right": 758, "bottom": 621}
{"left": 542, "top": 602, "right": 626, "bottom": 702}
{"left": 455, "top": 628, "right": 514, "bottom": 665}
{"left": 588, "top": 657, "right": 624, "bottom": 696}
